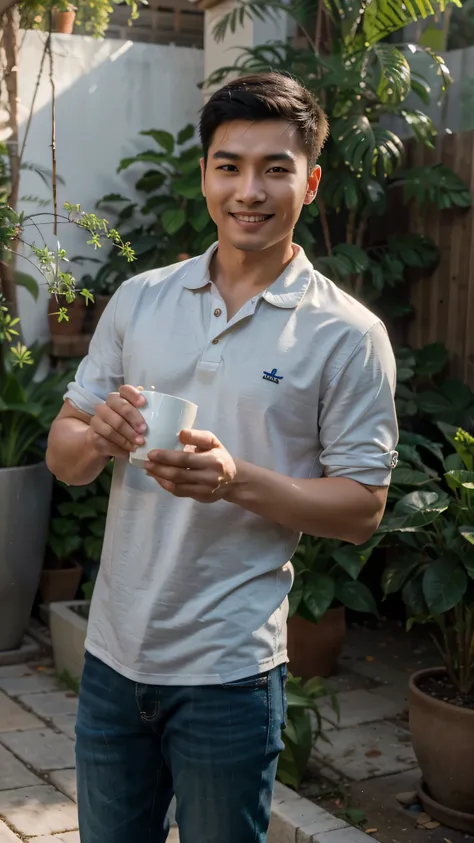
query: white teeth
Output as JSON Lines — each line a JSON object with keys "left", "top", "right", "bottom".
{"left": 233, "top": 214, "right": 268, "bottom": 223}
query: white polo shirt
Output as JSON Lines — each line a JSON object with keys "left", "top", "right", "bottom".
{"left": 65, "top": 243, "right": 398, "bottom": 685}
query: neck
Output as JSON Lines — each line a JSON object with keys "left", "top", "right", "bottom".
{"left": 210, "top": 235, "right": 295, "bottom": 295}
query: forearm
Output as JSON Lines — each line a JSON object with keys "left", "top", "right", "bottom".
{"left": 46, "top": 416, "right": 109, "bottom": 486}
{"left": 224, "top": 460, "right": 385, "bottom": 544}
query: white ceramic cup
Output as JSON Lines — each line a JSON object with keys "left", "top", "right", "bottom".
{"left": 128, "top": 391, "right": 198, "bottom": 469}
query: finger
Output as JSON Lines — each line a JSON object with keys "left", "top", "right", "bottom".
{"left": 147, "top": 448, "right": 209, "bottom": 469}
{"left": 179, "top": 429, "right": 219, "bottom": 451}
{"left": 107, "top": 393, "right": 147, "bottom": 435}
{"left": 88, "top": 429, "right": 130, "bottom": 460}
{"left": 119, "top": 384, "right": 147, "bottom": 407}
{"left": 144, "top": 463, "right": 221, "bottom": 486}
{"left": 148, "top": 477, "right": 216, "bottom": 501}
{"left": 92, "top": 411, "right": 142, "bottom": 452}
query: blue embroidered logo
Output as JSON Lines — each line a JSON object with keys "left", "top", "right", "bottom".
{"left": 263, "top": 368, "right": 283, "bottom": 384}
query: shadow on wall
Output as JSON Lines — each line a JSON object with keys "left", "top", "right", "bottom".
{"left": 17, "top": 30, "right": 204, "bottom": 346}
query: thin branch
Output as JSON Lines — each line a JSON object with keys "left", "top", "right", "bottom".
{"left": 46, "top": 24, "right": 57, "bottom": 236}
{"left": 19, "top": 35, "right": 48, "bottom": 166}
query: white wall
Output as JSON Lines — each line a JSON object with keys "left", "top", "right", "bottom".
{"left": 18, "top": 31, "right": 204, "bottom": 344}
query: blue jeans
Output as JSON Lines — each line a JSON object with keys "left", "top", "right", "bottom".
{"left": 76, "top": 652, "right": 287, "bottom": 843}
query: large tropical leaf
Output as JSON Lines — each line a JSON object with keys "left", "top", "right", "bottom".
{"left": 423, "top": 558, "right": 468, "bottom": 613}
{"left": 382, "top": 554, "right": 420, "bottom": 595}
{"left": 363, "top": 0, "right": 462, "bottom": 47}
{"left": 401, "top": 110, "right": 436, "bottom": 146}
{"left": 335, "top": 580, "right": 378, "bottom": 615}
{"left": 373, "top": 44, "right": 411, "bottom": 105}
{"left": 399, "top": 163, "right": 471, "bottom": 208}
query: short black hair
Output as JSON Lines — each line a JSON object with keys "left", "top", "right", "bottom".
{"left": 199, "top": 72, "right": 328, "bottom": 169}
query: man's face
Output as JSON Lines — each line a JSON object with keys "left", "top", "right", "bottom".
{"left": 200, "top": 119, "right": 321, "bottom": 252}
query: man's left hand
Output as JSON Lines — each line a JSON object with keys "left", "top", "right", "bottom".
{"left": 144, "top": 429, "right": 237, "bottom": 503}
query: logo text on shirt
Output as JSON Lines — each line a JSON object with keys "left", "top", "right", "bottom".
{"left": 263, "top": 368, "right": 283, "bottom": 384}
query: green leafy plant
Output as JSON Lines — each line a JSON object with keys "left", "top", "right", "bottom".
{"left": 92, "top": 125, "right": 216, "bottom": 293}
{"left": 380, "top": 428, "right": 474, "bottom": 694}
{"left": 396, "top": 343, "right": 474, "bottom": 429}
{"left": 206, "top": 0, "right": 467, "bottom": 320}
{"left": 0, "top": 344, "right": 70, "bottom": 467}
{"left": 48, "top": 462, "right": 112, "bottom": 575}
{"left": 20, "top": 0, "right": 139, "bottom": 38}
{"left": 290, "top": 535, "right": 381, "bottom": 622}
{"left": 278, "top": 673, "right": 339, "bottom": 790}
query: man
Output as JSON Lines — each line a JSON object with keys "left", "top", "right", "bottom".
{"left": 46, "top": 72, "right": 398, "bottom": 843}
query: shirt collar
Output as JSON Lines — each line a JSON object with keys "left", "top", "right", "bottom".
{"left": 181, "top": 242, "right": 313, "bottom": 309}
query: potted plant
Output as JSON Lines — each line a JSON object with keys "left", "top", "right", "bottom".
{"left": 0, "top": 200, "right": 134, "bottom": 652}
{"left": 20, "top": 0, "right": 139, "bottom": 38}
{"left": 0, "top": 334, "right": 70, "bottom": 650}
{"left": 380, "top": 427, "right": 474, "bottom": 833}
{"left": 288, "top": 535, "right": 380, "bottom": 679}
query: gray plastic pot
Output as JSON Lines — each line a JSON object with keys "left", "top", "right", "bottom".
{"left": 0, "top": 461, "right": 52, "bottom": 651}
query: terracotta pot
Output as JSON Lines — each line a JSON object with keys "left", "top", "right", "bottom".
{"left": 39, "top": 560, "right": 83, "bottom": 604}
{"left": 52, "top": 6, "right": 76, "bottom": 34}
{"left": 287, "top": 606, "right": 346, "bottom": 679}
{"left": 87, "top": 294, "right": 110, "bottom": 333}
{"left": 409, "top": 667, "right": 474, "bottom": 817}
{"left": 417, "top": 779, "right": 474, "bottom": 835}
{"left": 49, "top": 295, "right": 86, "bottom": 338}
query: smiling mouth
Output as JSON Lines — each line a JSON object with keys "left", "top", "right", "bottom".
{"left": 230, "top": 213, "right": 274, "bottom": 223}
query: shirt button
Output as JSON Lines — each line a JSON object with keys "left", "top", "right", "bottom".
{"left": 214, "top": 308, "right": 222, "bottom": 317}
{"left": 212, "top": 338, "right": 219, "bottom": 345}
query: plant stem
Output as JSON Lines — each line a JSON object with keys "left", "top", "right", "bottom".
{"left": 47, "top": 22, "right": 57, "bottom": 236}
{"left": 18, "top": 36, "right": 48, "bottom": 167}
{"left": 317, "top": 199, "right": 332, "bottom": 255}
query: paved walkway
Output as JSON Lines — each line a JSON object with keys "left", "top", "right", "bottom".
{"left": 0, "top": 661, "right": 179, "bottom": 842}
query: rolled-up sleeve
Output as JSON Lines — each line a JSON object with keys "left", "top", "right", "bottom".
{"left": 64, "top": 290, "right": 124, "bottom": 416}
{"left": 318, "top": 320, "right": 398, "bottom": 486}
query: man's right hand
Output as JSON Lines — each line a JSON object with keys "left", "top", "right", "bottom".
{"left": 86, "top": 385, "right": 147, "bottom": 460}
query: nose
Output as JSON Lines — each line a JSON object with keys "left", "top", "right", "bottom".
{"left": 234, "top": 172, "right": 266, "bottom": 206}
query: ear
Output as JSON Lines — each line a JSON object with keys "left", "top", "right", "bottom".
{"left": 200, "top": 157, "right": 206, "bottom": 197}
{"left": 303, "top": 165, "right": 321, "bottom": 206}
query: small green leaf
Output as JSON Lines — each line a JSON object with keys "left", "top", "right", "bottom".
{"left": 162, "top": 208, "right": 186, "bottom": 235}
{"left": 140, "top": 129, "right": 175, "bottom": 154}
{"left": 303, "top": 574, "right": 336, "bottom": 623}
{"left": 445, "top": 470, "right": 474, "bottom": 492}
{"left": 14, "top": 270, "right": 39, "bottom": 301}
{"left": 177, "top": 124, "right": 195, "bottom": 145}
{"left": 460, "top": 527, "right": 474, "bottom": 547}
{"left": 382, "top": 555, "right": 419, "bottom": 596}
{"left": 336, "top": 580, "right": 378, "bottom": 615}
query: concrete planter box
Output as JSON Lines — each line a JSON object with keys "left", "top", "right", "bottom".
{"left": 49, "top": 600, "right": 89, "bottom": 682}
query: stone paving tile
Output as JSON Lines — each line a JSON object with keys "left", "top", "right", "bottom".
{"left": 51, "top": 715, "right": 76, "bottom": 742}
{"left": 30, "top": 834, "right": 80, "bottom": 843}
{"left": 48, "top": 769, "right": 77, "bottom": 803}
{"left": 0, "top": 675, "right": 61, "bottom": 697}
{"left": 314, "top": 721, "right": 417, "bottom": 781}
{"left": 0, "top": 729, "right": 76, "bottom": 772}
{"left": 19, "top": 692, "right": 78, "bottom": 719}
{"left": 0, "top": 666, "right": 34, "bottom": 680}
{"left": 318, "top": 689, "right": 400, "bottom": 730}
{"left": 0, "top": 820, "right": 21, "bottom": 841}
{"left": 0, "top": 692, "right": 43, "bottom": 733}
{"left": 0, "top": 785, "right": 77, "bottom": 836}
{"left": 314, "top": 828, "right": 378, "bottom": 843}
{"left": 0, "top": 744, "right": 42, "bottom": 791}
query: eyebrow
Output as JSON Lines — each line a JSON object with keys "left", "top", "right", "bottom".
{"left": 212, "top": 150, "right": 296, "bottom": 164}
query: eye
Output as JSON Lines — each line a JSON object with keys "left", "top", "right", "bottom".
{"left": 268, "top": 166, "right": 288, "bottom": 174}
{"left": 217, "top": 164, "right": 238, "bottom": 172}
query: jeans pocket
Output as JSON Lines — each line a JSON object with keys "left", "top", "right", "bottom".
{"left": 222, "top": 672, "right": 269, "bottom": 690}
